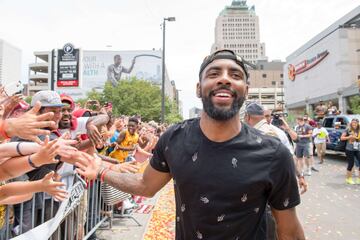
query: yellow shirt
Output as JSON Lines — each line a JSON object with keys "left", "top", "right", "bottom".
{"left": 0, "top": 182, "right": 6, "bottom": 229}
{"left": 109, "top": 130, "right": 139, "bottom": 163}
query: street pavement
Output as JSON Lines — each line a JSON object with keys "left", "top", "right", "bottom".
{"left": 298, "top": 151, "right": 360, "bottom": 240}
{"left": 96, "top": 151, "right": 360, "bottom": 240}
{"left": 96, "top": 193, "right": 160, "bottom": 240}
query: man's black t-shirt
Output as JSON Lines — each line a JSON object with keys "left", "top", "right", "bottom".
{"left": 150, "top": 118, "right": 300, "bottom": 240}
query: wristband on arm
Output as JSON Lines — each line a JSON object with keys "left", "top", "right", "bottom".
{"left": 16, "top": 142, "right": 25, "bottom": 156}
{"left": 28, "top": 154, "right": 40, "bottom": 169}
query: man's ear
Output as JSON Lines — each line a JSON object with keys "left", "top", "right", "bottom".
{"left": 244, "top": 85, "right": 249, "bottom": 100}
{"left": 196, "top": 83, "right": 202, "bottom": 98}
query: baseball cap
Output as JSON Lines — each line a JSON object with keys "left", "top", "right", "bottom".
{"left": 60, "top": 93, "right": 75, "bottom": 110}
{"left": 31, "top": 90, "right": 65, "bottom": 107}
{"left": 199, "top": 49, "right": 249, "bottom": 81}
{"left": 245, "top": 102, "right": 264, "bottom": 116}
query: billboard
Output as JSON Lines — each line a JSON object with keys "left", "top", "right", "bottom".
{"left": 56, "top": 50, "right": 163, "bottom": 99}
{"left": 57, "top": 43, "right": 80, "bottom": 87}
{"left": 83, "top": 50, "right": 161, "bottom": 85}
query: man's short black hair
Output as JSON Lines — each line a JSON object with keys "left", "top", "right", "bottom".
{"left": 128, "top": 117, "right": 139, "bottom": 125}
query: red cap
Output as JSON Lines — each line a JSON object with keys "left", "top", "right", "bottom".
{"left": 60, "top": 94, "right": 75, "bottom": 111}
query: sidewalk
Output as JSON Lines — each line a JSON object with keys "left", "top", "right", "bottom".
{"left": 96, "top": 181, "right": 175, "bottom": 240}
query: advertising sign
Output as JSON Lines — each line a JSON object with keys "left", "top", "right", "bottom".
{"left": 287, "top": 50, "right": 329, "bottom": 81}
{"left": 82, "top": 50, "right": 161, "bottom": 89}
{"left": 57, "top": 43, "right": 80, "bottom": 87}
{"left": 56, "top": 50, "right": 163, "bottom": 99}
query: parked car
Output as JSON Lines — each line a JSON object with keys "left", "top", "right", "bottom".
{"left": 322, "top": 114, "right": 360, "bottom": 152}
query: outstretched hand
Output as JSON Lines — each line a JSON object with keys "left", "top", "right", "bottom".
{"left": 40, "top": 171, "right": 67, "bottom": 201}
{"left": 75, "top": 153, "right": 102, "bottom": 180}
{"left": 5, "top": 101, "right": 56, "bottom": 144}
{"left": 55, "top": 133, "right": 78, "bottom": 159}
{"left": 87, "top": 124, "right": 103, "bottom": 148}
{"left": 32, "top": 136, "right": 60, "bottom": 166}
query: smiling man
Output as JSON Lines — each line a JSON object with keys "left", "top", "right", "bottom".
{"left": 78, "top": 50, "right": 305, "bottom": 240}
{"left": 109, "top": 117, "right": 140, "bottom": 163}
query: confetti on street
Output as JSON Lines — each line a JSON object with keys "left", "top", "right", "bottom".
{"left": 143, "top": 181, "right": 176, "bottom": 240}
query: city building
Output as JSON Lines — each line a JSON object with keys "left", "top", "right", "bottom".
{"left": 0, "top": 39, "right": 21, "bottom": 88}
{"left": 247, "top": 60, "right": 285, "bottom": 110}
{"left": 189, "top": 107, "right": 202, "bottom": 118}
{"left": 284, "top": 6, "right": 360, "bottom": 115}
{"left": 27, "top": 48, "right": 177, "bottom": 101}
{"left": 211, "top": 0, "right": 267, "bottom": 64}
{"left": 28, "top": 51, "right": 51, "bottom": 95}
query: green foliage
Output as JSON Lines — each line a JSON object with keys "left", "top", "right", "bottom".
{"left": 165, "top": 101, "right": 183, "bottom": 124}
{"left": 76, "top": 89, "right": 104, "bottom": 108}
{"left": 78, "top": 78, "right": 182, "bottom": 123}
{"left": 285, "top": 112, "right": 297, "bottom": 128}
{"left": 87, "top": 89, "right": 105, "bottom": 104}
{"left": 24, "top": 96, "right": 32, "bottom": 105}
{"left": 349, "top": 95, "right": 360, "bottom": 114}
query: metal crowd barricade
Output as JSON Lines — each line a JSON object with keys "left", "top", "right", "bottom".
{"left": 0, "top": 153, "right": 143, "bottom": 240}
{"left": 1, "top": 174, "right": 110, "bottom": 240}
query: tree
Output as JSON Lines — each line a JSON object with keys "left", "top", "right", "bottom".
{"left": 76, "top": 89, "right": 104, "bottom": 108}
{"left": 75, "top": 78, "right": 183, "bottom": 123}
{"left": 102, "top": 78, "right": 182, "bottom": 123}
{"left": 165, "top": 100, "right": 183, "bottom": 124}
{"left": 349, "top": 95, "right": 360, "bottom": 114}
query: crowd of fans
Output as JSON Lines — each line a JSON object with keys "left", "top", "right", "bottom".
{"left": 0, "top": 82, "right": 358, "bottom": 239}
{"left": 314, "top": 100, "right": 340, "bottom": 120}
{"left": 250, "top": 102, "right": 360, "bottom": 185}
{"left": 0, "top": 88, "right": 163, "bottom": 239}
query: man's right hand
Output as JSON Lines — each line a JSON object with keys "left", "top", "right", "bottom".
{"left": 5, "top": 101, "right": 56, "bottom": 144}
{"left": 75, "top": 153, "right": 102, "bottom": 180}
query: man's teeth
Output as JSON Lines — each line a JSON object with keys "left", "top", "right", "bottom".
{"left": 215, "top": 93, "right": 231, "bottom": 97}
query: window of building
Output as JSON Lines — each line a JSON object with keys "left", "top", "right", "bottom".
{"left": 271, "top": 81, "right": 276, "bottom": 85}
{"left": 280, "top": 73, "right": 283, "bottom": 78}
{"left": 280, "top": 81, "right": 284, "bottom": 85}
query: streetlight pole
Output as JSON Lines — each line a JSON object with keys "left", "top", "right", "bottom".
{"left": 161, "top": 17, "right": 175, "bottom": 123}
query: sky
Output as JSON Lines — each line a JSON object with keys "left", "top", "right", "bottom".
{"left": 0, "top": 0, "right": 359, "bottom": 118}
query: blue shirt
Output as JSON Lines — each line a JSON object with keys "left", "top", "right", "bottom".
{"left": 108, "top": 130, "right": 120, "bottom": 153}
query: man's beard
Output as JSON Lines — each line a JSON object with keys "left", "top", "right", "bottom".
{"left": 201, "top": 86, "right": 245, "bottom": 121}
{"left": 59, "top": 120, "right": 71, "bottom": 129}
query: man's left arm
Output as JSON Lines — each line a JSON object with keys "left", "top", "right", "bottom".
{"left": 272, "top": 208, "right": 305, "bottom": 240}
{"left": 268, "top": 144, "right": 305, "bottom": 239}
